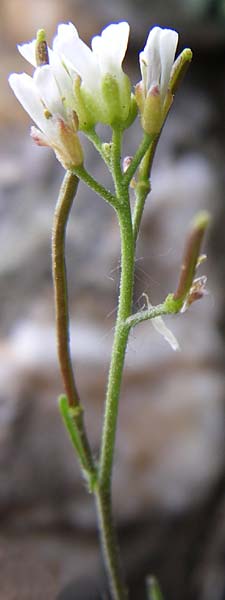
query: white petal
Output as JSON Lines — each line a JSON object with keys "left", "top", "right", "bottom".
{"left": 53, "top": 22, "right": 98, "bottom": 92}
{"left": 18, "top": 39, "right": 37, "bottom": 66}
{"left": 159, "top": 29, "right": 178, "bottom": 102}
{"left": 91, "top": 22, "right": 129, "bottom": 76}
{"left": 34, "top": 66, "right": 65, "bottom": 117}
{"left": 152, "top": 314, "right": 180, "bottom": 351}
{"left": 48, "top": 53, "right": 74, "bottom": 110}
{"left": 9, "top": 72, "right": 47, "bottom": 132}
{"left": 140, "top": 27, "right": 161, "bottom": 93}
{"left": 52, "top": 22, "right": 79, "bottom": 53}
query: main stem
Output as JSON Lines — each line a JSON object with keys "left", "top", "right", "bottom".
{"left": 52, "top": 170, "right": 94, "bottom": 473}
{"left": 96, "top": 197, "right": 135, "bottom": 600}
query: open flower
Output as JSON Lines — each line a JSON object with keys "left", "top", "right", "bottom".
{"left": 52, "top": 22, "right": 132, "bottom": 128}
{"left": 136, "top": 26, "right": 178, "bottom": 134}
{"left": 9, "top": 32, "right": 83, "bottom": 169}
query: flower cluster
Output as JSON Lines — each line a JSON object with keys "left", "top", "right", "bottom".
{"left": 9, "top": 22, "right": 181, "bottom": 169}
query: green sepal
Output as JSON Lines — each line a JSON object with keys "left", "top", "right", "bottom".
{"left": 101, "top": 73, "right": 131, "bottom": 126}
{"left": 121, "top": 94, "right": 138, "bottom": 130}
{"left": 73, "top": 78, "right": 100, "bottom": 130}
{"left": 101, "top": 74, "right": 120, "bottom": 125}
{"left": 142, "top": 91, "right": 162, "bottom": 135}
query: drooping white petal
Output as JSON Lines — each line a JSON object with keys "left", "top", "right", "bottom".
{"left": 8, "top": 72, "right": 47, "bottom": 132}
{"left": 142, "top": 294, "right": 180, "bottom": 351}
{"left": 91, "top": 22, "right": 129, "bottom": 77}
{"left": 159, "top": 28, "right": 178, "bottom": 102}
{"left": 151, "top": 314, "right": 180, "bottom": 351}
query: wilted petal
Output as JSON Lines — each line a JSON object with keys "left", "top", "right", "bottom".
{"left": 151, "top": 314, "right": 180, "bottom": 351}
{"left": 142, "top": 294, "right": 180, "bottom": 351}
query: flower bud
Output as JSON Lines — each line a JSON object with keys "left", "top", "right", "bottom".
{"left": 35, "top": 29, "right": 49, "bottom": 66}
{"left": 141, "top": 85, "right": 163, "bottom": 135}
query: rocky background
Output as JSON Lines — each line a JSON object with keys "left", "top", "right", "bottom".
{"left": 0, "top": 1, "right": 225, "bottom": 599}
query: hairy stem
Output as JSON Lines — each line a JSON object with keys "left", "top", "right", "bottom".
{"left": 111, "top": 128, "right": 123, "bottom": 197}
{"left": 74, "top": 164, "right": 118, "bottom": 208}
{"left": 123, "top": 132, "right": 153, "bottom": 187}
{"left": 96, "top": 198, "right": 134, "bottom": 600}
{"left": 132, "top": 136, "right": 158, "bottom": 243}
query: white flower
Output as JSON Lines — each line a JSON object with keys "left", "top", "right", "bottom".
{"left": 9, "top": 35, "right": 83, "bottom": 169}
{"left": 52, "top": 22, "right": 131, "bottom": 127}
{"left": 136, "top": 26, "right": 178, "bottom": 134}
{"left": 140, "top": 26, "right": 178, "bottom": 103}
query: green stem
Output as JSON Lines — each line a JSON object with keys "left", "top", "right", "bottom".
{"left": 123, "top": 132, "right": 153, "bottom": 187}
{"left": 85, "top": 128, "right": 111, "bottom": 167}
{"left": 73, "top": 164, "right": 118, "bottom": 208}
{"left": 52, "top": 170, "right": 95, "bottom": 475}
{"left": 111, "top": 128, "right": 123, "bottom": 197}
{"left": 97, "top": 198, "right": 134, "bottom": 600}
{"left": 132, "top": 137, "right": 158, "bottom": 243}
{"left": 124, "top": 301, "right": 177, "bottom": 330}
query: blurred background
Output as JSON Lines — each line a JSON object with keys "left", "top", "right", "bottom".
{"left": 1, "top": 1, "right": 225, "bottom": 598}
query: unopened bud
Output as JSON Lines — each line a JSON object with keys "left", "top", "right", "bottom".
{"left": 169, "top": 48, "right": 193, "bottom": 95}
{"left": 173, "top": 210, "right": 210, "bottom": 304}
{"left": 35, "top": 29, "right": 49, "bottom": 66}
